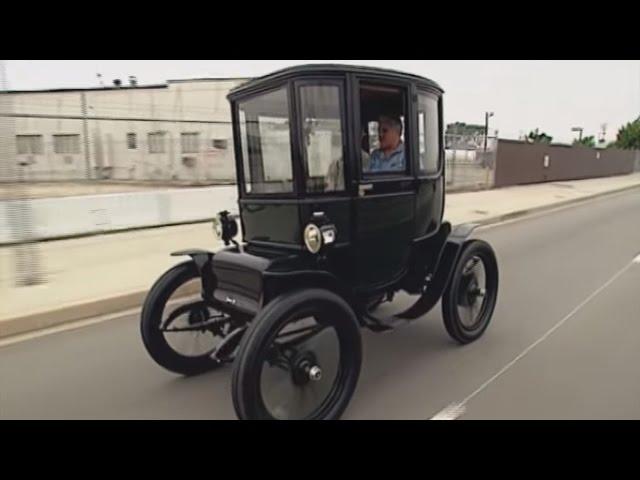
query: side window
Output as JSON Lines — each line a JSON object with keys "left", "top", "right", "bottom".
{"left": 299, "top": 84, "right": 345, "bottom": 193}
{"left": 359, "top": 83, "right": 407, "bottom": 176}
{"left": 417, "top": 93, "right": 440, "bottom": 174}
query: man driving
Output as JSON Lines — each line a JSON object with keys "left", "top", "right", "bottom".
{"left": 367, "top": 115, "right": 405, "bottom": 173}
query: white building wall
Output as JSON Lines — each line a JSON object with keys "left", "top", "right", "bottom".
{"left": 7, "top": 78, "right": 248, "bottom": 183}
{"left": 0, "top": 185, "right": 239, "bottom": 243}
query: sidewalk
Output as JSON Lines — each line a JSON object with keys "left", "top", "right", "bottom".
{"left": 2, "top": 173, "right": 640, "bottom": 339}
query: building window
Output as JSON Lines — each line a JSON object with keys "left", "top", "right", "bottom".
{"left": 16, "top": 135, "right": 44, "bottom": 154}
{"left": 148, "top": 132, "right": 166, "bottom": 153}
{"left": 212, "top": 138, "right": 228, "bottom": 150}
{"left": 181, "top": 132, "right": 200, "bottom": 153}
{"left": 53, "top": 134, "right": 80, "bottom": 154}
{"left": 127, "top": 133, "right": 137, "bottom": 150}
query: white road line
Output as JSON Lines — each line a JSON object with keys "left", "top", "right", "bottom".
{"left": 430, "top": 257, "right": 636, "bottom": 420}
{"left": 431, "top": 403, "right": 466, "bottom": 420}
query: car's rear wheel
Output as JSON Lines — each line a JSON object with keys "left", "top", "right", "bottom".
{"left": 442, "top": 240, "right": 499, "bottom": 344}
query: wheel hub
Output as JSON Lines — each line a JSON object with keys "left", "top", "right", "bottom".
{"left": 291, "top": 352, "right": 322, "bottom": 386}
{"left": 465, "top": 277, "right": 486, "bottom": 304}
{"left": 188, "top": 306, "right": 208, "bottom": 326}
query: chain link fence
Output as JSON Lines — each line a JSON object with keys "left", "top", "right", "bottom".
{"left": 0, "top": 60, "right": 44, "bottom": 286}
{"left": 445, "top": 133, "right": 497, "bottom": 191}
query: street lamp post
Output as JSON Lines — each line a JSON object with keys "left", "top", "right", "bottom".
{"left": 572, "top": 127, "right": 584, "bottom": 142}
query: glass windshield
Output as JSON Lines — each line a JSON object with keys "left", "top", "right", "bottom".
{"left": 299, "top": 84, "right": 345, "bottom": 193}
{"left": 238, "top": 87, "right": 293, "bottom": 194}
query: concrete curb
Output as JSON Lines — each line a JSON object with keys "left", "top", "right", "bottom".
{"left": 470, "top": 183, "right": 640, "bottom": 228}
{"left": 2, "top": 182, "right": 640, "bottom": 341}
{"left": 0, "top": 290, "right": 149, "bottom": 339}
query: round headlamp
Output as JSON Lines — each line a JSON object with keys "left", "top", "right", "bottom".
{"left": 304, "top": 224, "right": 322, "bottom": 254}
{"left": 214, "top": 210, "right": 239, "bottom": 246}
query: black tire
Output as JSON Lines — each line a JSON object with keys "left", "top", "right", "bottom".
{"left": 140, "top": 261, "right": 225, "bottom": 376}
{"left": 442, "top": 239, "right": 499, "bottom": 345}
{"left": 232, "top": 289, "right": 362, "bottom": 420}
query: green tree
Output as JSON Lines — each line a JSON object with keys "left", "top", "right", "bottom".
{"left": 446, "top": 122, "right": 486, "bottom": 136}
{"left": 573, "top": 135, "right": 596, "bottom": 148}
{"left": 613, "top": 119, "right": 640, "bottom": 150}
{"left": 527, "top": 128, "right": 553, "bottom": 144}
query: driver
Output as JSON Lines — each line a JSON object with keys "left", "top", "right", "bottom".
{"left": 367, "top": 115, "right": 405, "bottom": 173}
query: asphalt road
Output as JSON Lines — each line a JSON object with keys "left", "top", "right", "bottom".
{"left": 1, "top": 188, "right": 639, "bottom": 420}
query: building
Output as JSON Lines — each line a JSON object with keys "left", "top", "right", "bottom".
{"left": 3, "top": 76, "right": 249, "bottom": 183}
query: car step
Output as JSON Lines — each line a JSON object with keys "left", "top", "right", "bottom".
{"left": 361, "top": 311, "right": 414, "bottom": 332}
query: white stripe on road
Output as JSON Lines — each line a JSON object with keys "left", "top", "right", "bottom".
{"left": 430, "top": 256, "right": 637, "bottom": 420}
{"left": 431, "top": 403, "right": 466, "bottom": 420}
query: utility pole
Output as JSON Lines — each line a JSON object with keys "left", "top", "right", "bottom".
{"left": 0, "top": 59, "right": 10, "bottom": 185}
{"left": 484, "top": 112, "right": 494, "bottom": 152}
{"left": 81, "top": 92, "right": 92, "bottom": 180}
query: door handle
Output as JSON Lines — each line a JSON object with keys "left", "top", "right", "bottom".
{"left": 358, "top": 184, "right": 373, "bottom": 197}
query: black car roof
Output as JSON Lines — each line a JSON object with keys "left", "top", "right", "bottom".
{"left": 227, "top": 64, "right": 444, "bottom": 100}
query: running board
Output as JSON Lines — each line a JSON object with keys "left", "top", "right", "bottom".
{"left": 361, "top": 311, "right": 416, "bottom": 332}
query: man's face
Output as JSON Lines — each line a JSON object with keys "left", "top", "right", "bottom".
{"left": 379, "top": 122, "right": 401, "bottom": 151}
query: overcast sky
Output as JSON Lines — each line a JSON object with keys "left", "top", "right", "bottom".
{"left": 5, "top": 60, "right": 640, "bottom": 143}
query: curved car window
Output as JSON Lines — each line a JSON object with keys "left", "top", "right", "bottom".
{"left": 417, "top": 93, "right": 440, "bottom": 174}
{"left": 238, "top": 87, "right": 294, "bottom": 194}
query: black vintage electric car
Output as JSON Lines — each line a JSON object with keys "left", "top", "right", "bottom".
{"left": 140, "top": 64, "right": 499, "bottom": 420}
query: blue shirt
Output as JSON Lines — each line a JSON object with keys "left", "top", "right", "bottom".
{"left": 367, "top": 143, "right": 405, "bottom": 173}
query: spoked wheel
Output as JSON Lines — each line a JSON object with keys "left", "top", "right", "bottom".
{"left": 442, "top": 240, "right": 499, "bottom": 344}
{"left": 141, "top": 261, "right": 240, "bottom": 376}
{"left": 232, "top": 289, "right": 362, "bottom": 420}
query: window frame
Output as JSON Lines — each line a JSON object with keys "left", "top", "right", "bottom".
{"left": 354, "top": 78, "right": 414, "bottom": 182}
